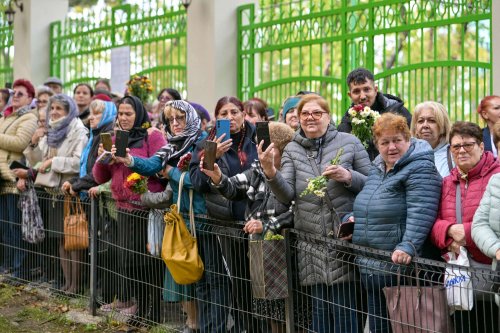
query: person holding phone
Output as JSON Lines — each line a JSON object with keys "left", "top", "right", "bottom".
{"left": 189, "top": 96, "right": 260, "bottom": 333}
{"left": 92, "top": 95, "right": 166, "bottom": 324}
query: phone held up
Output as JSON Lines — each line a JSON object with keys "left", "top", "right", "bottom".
{"left": 337, "top": 221, "right": 355, "bottom": 239}
{"left": 9, "top": 160, "right": 28, "bottom": 170}
{"left": 100, "top": 132, "right": 113, "bottom": 151}
{"left": 114, "top": 130, "right": 129, "bottom": 158}
{"left": 216, "top": 119, "right": 231, "bottom": 142}
{"left": 203, "top": 141, "right": 217, "bottom": 171}
{"left": 255, "top": 121, "right": 271, "bottom": 150}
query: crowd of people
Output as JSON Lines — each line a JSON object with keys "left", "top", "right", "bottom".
{"left": 0, "top": 67, "right": 499, "bottom": 333}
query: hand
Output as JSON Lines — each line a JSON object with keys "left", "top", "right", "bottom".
{"left": 160, "top": 165, "right": 173, "bottom": 180}
{"left": 448, "top": 224, "right": 466, "bottom": 245}
{"left": 113, "top": 146, "right": 132, "bottom": 166}
{"left": 31, "top": 127, "right": 45, "bottom": 144}
{"left": 215, "top": 134, "right": 232, "bottom": 159}
{"left": 496, "top": 249, "right": 500, "bottom": 261}
{"left": 61, "top": 181, "right": 72, "bottom": 193}
{"left": 340, "top": 234, "right": 353, "bottom": 241}
{"left": 391, "top": 249, "right": 412, "bottom": 265}
{"left": 243, "top": 219, "right": 263, "bottom": 234}
{"left": 199, "top": 157, "right": 222, "bottom": 184}
{"left": 147, "top": 126, "right": 161, "bottom": 135}
{"left": 38, "top": 159, "right": 52, "bottom": 174}
{"left": 447, "top": 241, "right": 462, "bottom": 255}
{"left": 258, "top": 141, "right": 276, "bottom": 179}
{"left": 12, "top": 168, "right": 28, "bottom": 179}
{"left": 16, "top": 178, "right": 26, "bottom": 192}
{"left": 322, "top": 165, "right": 352, "bottom": 184}
{"left": 88, "top": 186, "right": 100, "bottom": 199}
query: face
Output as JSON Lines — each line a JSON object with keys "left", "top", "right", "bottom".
{"left": 117, "top": 103, "right": 136, "bottom": 131}
{"left": 37, "top": 93, "right": 50, "bottom": 111}
{"left": 50, "top": 101, "right": 68, "bottom": 121}
{"left": 47, "top": 83, "right": 62, "bottom": 94}
{"left": 88, "top": 108, "right": 103, "bottom": 129}
{"left": 165, "top": 109, "right": 186, "bottom": 136}
{"left": 415, "top": 108, "right": 441, "bottom": 149}
{"left": 480, "top": 97, "right": 500, "bottom": 127}
{"left": 299, "top": 101, "right": 330, "bottom": 139}
{"left": 158, "top": 91, "right": 173, "bottom": 104}
{"left": 245, "top": 108, "right": 263, "bottom": 125}
{"left": 11, "top": 86, "right": 33, "bottom": 110}
{"left": 74, "top": 85, "right": 92, "bottom": 108}
{"left": 285, "top": 108, "right": 299, "bottom": 130}
{"left": 348, "top": 80, "right": 378, "bottom": 107}
{"left": 38, "top": 109, "right": 47, "bottom": 129}
{"left": 376, "top": 131, "right": 411, "bottom": 170}
{"left": 217, "top": 103, "right": 245, "bottom": 133}
{"left": 95, "top": 82, "right": 110, "bottom": 91}
{"left": 450, "top": 135, "right": 484, "bottom": 173}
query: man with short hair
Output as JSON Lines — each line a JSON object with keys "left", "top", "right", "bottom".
{"left": 43, "top": 77, "right": 63, "bottom": 94}
{"left": 338, "top": 67, "right": 412, "bottom": 159}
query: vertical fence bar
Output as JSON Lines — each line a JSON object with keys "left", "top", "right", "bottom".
{"left": 89, "top": 197, "right": 98, "bottom": 316}
{"left": 284, "top": 228, "right": 295, "bottom": 332}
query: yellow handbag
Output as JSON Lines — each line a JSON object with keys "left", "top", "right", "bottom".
{"left": 161, "top": 172, "right": 204, "bottom": 285}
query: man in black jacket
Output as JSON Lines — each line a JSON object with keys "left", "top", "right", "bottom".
{"left": 338, "top": 68, "right": 412, "bottom": 160}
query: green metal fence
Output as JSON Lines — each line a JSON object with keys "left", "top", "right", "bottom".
{"left": 0, "top": 0, "right": 13, "bottom": 87}
{"left": 50, "top": 1, "right": 187, "bottom": 100}
{"left": 238, "top": 0, "right": 492, "bottom": 123}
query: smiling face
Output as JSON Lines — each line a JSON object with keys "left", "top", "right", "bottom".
{"left": 117, "top": 103, "right": 136, "bottom": 131}
{"left": 217, "top": 103, "right": 245, "bottom": 133}
{"left": 376, "top": 131, "right": 411, "bottom": 170}
{"left": 299, "top": 101, "right": 330, "bottom": 139}
{"left": 11, "top": 86, "right": 33, "bottom": 111}
{"left": 415, "top": 108, "right": 441, "bottom": 149}
{"left": 348, "top": 79, "right": 378, "bottom": 108}
{"left": 285, "top": 108, "right": 299, "bottom": 130}
{"left": 49, "top": 101, "right": 68, "bottom": 121}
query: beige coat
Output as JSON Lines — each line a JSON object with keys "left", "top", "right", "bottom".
{"left": 0, "top": 106, "right": 38, "bottom": 189}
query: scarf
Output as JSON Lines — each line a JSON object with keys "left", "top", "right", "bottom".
{"left": 79, "top": 101, "right": 117, "bottom": 177}
{"left": 119, "top": 95, "right": 151, "bottom": 149}
{"left": 46, "top": 94, "right": 79, "bottom": 148}
{"left": 155, "top": 100, "right": 201, "bottom": 168}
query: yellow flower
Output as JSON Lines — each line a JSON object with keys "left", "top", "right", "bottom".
{"left": 127, "top": 173, "right": 141, "bottom": 182}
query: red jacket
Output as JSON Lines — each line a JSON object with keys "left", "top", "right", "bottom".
{"left": 430, "top": 152, "right": 500, "bottom": 264}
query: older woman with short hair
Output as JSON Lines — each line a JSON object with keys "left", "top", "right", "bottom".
{"left": 261, "top": 94, "right": 371, "bottom": 333}
{"left": 411, "top": 101, "right": 453, "bottom": 177}
{"left": 352, "top": 113, "right": 442, "bottom": 333}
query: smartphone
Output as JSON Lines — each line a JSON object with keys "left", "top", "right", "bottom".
{"left": 203, "top": 140, "right": 217, "bottom": 171}
{"left": 337, "top": 222, "right": 355, "bottom": 239}
{"left": 100, "top": 132, "right": 113, "bottom": 151}
{"left": 115, "top": 130, "right": 129, "bottom": 158}
{"left": 9, "top": 160, "right": 28, "bottom": 170}
{"left": 216, "top": 119, "right": 231, "bottom": 142}
{"left": 255, "top": 121, "right": 271, "bottom": 150}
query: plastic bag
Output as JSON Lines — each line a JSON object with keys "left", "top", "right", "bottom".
{"left": 443, "top": 246, "right": 473, "bottom": 312}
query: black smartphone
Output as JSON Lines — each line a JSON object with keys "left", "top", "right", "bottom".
{"left": 337, "top": 222, "right": 355, "bottom": 238}
{"left": 255, "top": 121, "right": 271, "bottom": 150}
{"left": 9, "top": 160, "right": 28, "bottom": 170}
{"left": 100, "top": 132, "right": 113, "bottom": 151}
{"left": 203, "top": 140, "right": 217, "bottom": 171}
{"left": 115, "top": 130, "right": 129, "bottom": 158}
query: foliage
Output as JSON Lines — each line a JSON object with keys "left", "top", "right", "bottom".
{"left": 348, "top": 105, "right": 380, "bottom": 148}
{"left": 300, "top": 148, "right": 343, "bottom": 198}
{"left": 124, "top": 172, "right": 148, "bottom": 194}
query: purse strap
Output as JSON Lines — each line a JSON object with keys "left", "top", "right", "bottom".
{"left": 446, "top": 145, "right": 453, "bottom": 172}
{"left": 177, "top": 172, "right": 196, "bottom": 238}
{"left": 455, "top": 183, "right": 462, "bottom": 224}
{"left": 393, "top": 242, "right": 422, "bottom": 310}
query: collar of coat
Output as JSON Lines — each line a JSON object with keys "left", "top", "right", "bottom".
{"left": 450, "top": 151, "right": 497, "bottom": 182}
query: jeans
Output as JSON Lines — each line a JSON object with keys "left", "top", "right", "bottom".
{"left": 0, "top": 194, "right": 26, "bottom": 278}
{"left": 310, "top": 282, "right": 359, "bottom": 333}
{"left": 196, "top": 230, "right": 231, "bottom": 333}
{"left": 360, "top": 272, "right": 398, "bottom": 333}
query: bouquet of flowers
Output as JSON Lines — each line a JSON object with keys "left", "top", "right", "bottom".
{"left": 177, "top": 152, "right": 192, "bottom": 172}
{"left": 124, "top": 172, "right": 148, "bottom": 194}
{"left": 127, "top": 75, "right": 153, "bottom": 103}
{"left": 300, "top": 148, "right": 343, "bottom": 198}
{"left": 348, "top": 104, "right": 380, "bottom": 148}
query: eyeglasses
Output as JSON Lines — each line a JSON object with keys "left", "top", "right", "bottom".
{"left": 299, "top": 110, "right": 328, "bottom": 121}
{"left": 13, "top": 91, "right": 26, "bottom": 98}
{"left": 167, "top": 115, "right": 186, "bottom": 123}
{"left": 450, "top": 142, "right": 477, "bottom": 153}
{"left": 36, "top": 100, "right": 48, "bottom": 106}
{"left": 158, "top": 95, "right": 172, "bottom": 102}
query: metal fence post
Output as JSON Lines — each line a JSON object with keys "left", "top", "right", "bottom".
{"left": 284, "top": 228, "right": 295, "bottom": 332}
{"left": 89, "top": 196, "right": 98, "bottom": 316}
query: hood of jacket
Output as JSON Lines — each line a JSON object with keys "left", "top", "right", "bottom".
{"left": 373, "top": 138, "right": 434, "bottom": 173}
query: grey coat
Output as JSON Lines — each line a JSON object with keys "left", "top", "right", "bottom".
{"left": 267, "top": 124, "right": 371, "bottom": 285}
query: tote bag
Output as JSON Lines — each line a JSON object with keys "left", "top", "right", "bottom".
{"left": 63, "top": 196, "right": 89, "bottom": 251}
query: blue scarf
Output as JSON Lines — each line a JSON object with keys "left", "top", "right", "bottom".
{"left": 79, "top": 101, "right": 117, "bottom": 177}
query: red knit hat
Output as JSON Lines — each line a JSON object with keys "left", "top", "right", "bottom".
{"left": 92, "top": 93, "right": 112, "bottom": 102}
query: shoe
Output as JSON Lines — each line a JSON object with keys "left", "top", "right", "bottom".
{"left": 119, "top": 303, "right": 138, "bottom": 316}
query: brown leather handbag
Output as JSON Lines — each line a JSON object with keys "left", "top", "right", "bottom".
{"left": 63, "top": 196, "right": 89, "bottom": 251}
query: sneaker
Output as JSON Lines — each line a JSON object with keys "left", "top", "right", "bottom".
{"left": 119, "top": 303, "right": 138, "bottom": 316}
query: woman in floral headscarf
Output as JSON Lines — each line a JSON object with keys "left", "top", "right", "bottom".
{"left": 123, "top": 100, "right": 207, "bottom": 332}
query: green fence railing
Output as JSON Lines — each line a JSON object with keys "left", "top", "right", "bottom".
{"left": 50, "top": 1, "right": 187, "bottom": 99}
{"left": 0, "top": 0, "right": 14, "bottom": 87}
{"left": 238, "top": 0, "right": 492, "bottom": 123}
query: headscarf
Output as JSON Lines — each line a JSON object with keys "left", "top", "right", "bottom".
{"left": 46, "top": 94, "right": 79, "bottom": 148}
{"left": 155, "top": 100, "right": 201, "bottom": 168}
{"left": 118, "top": 95, "right": 151, "bottom": 148}
{"left": 79, "top": 101, "right": 117, "bottom": 177}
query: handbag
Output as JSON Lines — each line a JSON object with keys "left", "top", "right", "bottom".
{"left": 19, "top": 179, "right": 45, "bottom": 244}
{"left": 63, "top": 196, "right": 89, "bottom": 251}
{"left": 383, "top": 261, "right": 454, "bottom": 333}
{"left": 161, "top": 172, "right": 204, "bottom": 285}
{"left": 34, "top": 169, "right": 61, "bottom": 188}
{"left": 249, "top": 236, "right": 288, "bottom": 299}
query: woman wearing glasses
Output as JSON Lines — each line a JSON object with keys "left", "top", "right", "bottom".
{"left": 431, "top": 121, "right": 500, "bottom": 333}
{"left": 260, "top": 94, "right": 371, "bottom": 333}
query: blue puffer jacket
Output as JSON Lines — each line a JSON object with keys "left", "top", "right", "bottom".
{"left": 352, "top": 138, "right": 442, "bottom": 270}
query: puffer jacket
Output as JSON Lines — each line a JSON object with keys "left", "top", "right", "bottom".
{"left": 267, "top": 124, "right": 371, "bottom": 286}
{"left": 431, "top": 151, "right": 500, "bottom": 264}
{"left": 0, "top": 105, "right": 38, "bottom": 188}
{"left": 352, "top": 139, "right": 442, "bottom": 271}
